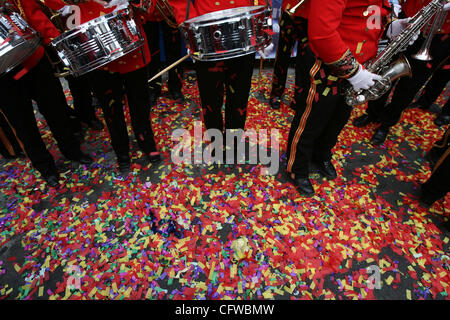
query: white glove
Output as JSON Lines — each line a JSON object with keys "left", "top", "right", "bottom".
{"left": 347, "top": 65, "right": 383, "bottom": 92}
{"left": 258, "top": 43, "right": 274, "bottom": 59}
{"left": 387, "top": 17, "right": 419, "bottom": 46}
{"left": 387, "top": 18, "right": 411, "bottom": 39}
{"left": 392, "top": 4, "right": 402, "bottom": 17}
{"left": 103, "top": 0, "right": 129, "bottom": 12}
{"left": 59, "top": 6, "right": 73, "bottom": 17}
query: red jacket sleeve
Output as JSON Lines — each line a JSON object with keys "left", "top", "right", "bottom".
{"left": 168, "top": 0, "right": 199, "bottom": 25}
{"left": 43, "top": 0, "right": 65, "bottom": 11}
{"left": 20, "top": 0, "right": 61, "bottom": 44}
{"left": 307, "top": 0, "right": 349, "bottom": 65}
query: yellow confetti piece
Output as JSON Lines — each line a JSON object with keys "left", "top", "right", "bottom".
{"left": 88, "top": 287, "right": 97, "bottom": 298}
{"left": 262, "top": 290, "right": 273, "bottom": 299}
{"left": 208, "top": 262, "right": 216, "bottom": 280}
{"left": 230, "top": 264, "right": 237, "bottom": 278}
{"left": 146, "top": 288, "right": 153, "bottom": 299}
{"left": 385, "top": 275, "right": 394, "bottom": 285}
{"left": 406, "top": 289, "right": 411, "bottom": 300}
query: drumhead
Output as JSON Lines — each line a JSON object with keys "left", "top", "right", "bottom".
{"left": 51, "top": 8, "right": 131, "bottom": 44}
{"left": 184, "top": 6, "right": 266, "bottom": 24}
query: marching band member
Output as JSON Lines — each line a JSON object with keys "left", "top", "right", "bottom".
{"left": 143, "top": 2, "right": 185, "bottom": 105}
{"left": 44, "top": 0, "right": 162, "bottom": 176}
{"left": 36, "top": 2, "right": 104, "bottom": 131}
{"left": 168, "top": 0, "right": 272, "bottom": 162}
{"left": 421, "top": 127, "right": 450, "bottom": 210}
{"left": 353, "top": 0, "right": 450, "bottom": 145}
{"left": 269, "top": 0, "right": 309, "bottom": 110}
{"left": 286, "top": 0, "right": 394, "bottom": 196}
{"left": 0, "top": 0, "right": 93, "bottom": 187}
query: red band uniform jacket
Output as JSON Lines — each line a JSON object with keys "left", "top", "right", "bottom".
{"left": 306, "top": 0, "right": 391, "bottom": 79}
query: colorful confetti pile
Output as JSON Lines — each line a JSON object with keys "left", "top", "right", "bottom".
{"left": 0, "top": 69, "right": 448, "bottom": 300}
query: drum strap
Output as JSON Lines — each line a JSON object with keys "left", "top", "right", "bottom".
{"left": 185, "top": 0, "right": 191, "bottom": 21}
{"left": 11, "top": 0, "right": 25, "bottom": 19}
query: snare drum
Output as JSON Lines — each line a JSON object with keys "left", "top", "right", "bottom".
{"left": 0, "top": 11, "right": 41, "bottom": 75}
{"left": 180, "top": 6, "right": 272, "bottom": 61}
{"left": 50, "top": 8, "right": 145, "bottom": 77}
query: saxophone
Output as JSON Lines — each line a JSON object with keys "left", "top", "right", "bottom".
{"left": 344, "top": 0, "right": 447, "bottom": 107}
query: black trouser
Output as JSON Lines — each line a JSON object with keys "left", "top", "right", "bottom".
{"left": 66, "top": 74, "right": 97, "bottom": 123}
{"left": 0, "top": 111, "right": 23, "bottom": 158}
{"left": 366, "top": 34, "right": 450, "bottom": 128}
{"left": 286, "top": 45, "right": 352, "bottom": 178}
{"left": 88, "top": 67, "right": 157, "bottom": 162}
{"left": 0, "top": 57, "right": 82, "bottom": 176}
{"left": 415, "top": 61, "right": 450, "bottom": 117}
{"left": 144, "top": 20, "right": 183, "bottom": 94}
{"left": 423, "top": 127, "right": 450, "bottom": 200}
{"left": 195, "top": 53, "right": 255, "bottom": 132}
{"left": 271, "top": 12, "right": 308, "bottom": 100}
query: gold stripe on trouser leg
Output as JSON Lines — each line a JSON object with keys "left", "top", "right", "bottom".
{"left": 286, "top": 59, "right": 322, "bottom": 173}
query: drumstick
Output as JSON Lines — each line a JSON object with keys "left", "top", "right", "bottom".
{"left": 258, "top": 56, "right": 263, "bottom": 81}
{"left": 148, "top": 53, "right": 192, "bottom": 83}
{"left": 92, "top": 0, "right": 108, "bottom": 6}
{"left": 258, "top": 56, "right": 264, "bottom": 92}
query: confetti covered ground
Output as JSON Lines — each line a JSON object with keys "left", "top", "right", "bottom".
{"left": 0, "top": 67, "right": 449, "bottom": 300}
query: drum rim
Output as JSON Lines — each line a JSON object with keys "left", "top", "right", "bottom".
{"left": 0, "top": 36, "right": 41, "bottom": 75}
{"left": 50, "top": 8, "right": 133, "bottom": 44}
{"left": 183, "top": 5, "right": 266, "bottom": 25}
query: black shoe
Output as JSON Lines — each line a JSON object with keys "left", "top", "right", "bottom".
{"left": 316, "top": 160, "right": 337, "bottom": 180}
{"left": 269, "top": 96, "right": 281, "bottom": 110}
{"left": 91, "top": 96, "right": 101, "bottom": 109}
{"left": 87, "top": 118, "right": 104, "bottom": 130}
{"left": 118, "top": 161, "right": 131, "bottom": 176}
{"left": 168, "top": 88, "right": 184, "bottom": 102}
{"left": 428, "top": 104, "right": 442, "bottom": 114}
{"left": 371, "top": 127, "right": 389, "bottom": 145}
{"left": 410, "top": 102, "right": 427, "bottom": 110}
{"left": 147, "top": 152, "right": 161, "bottom": 164}
{"left": 289, "top": 101, "right": 296, "bottom": 110}
{"left": 43, "top": 173, "right": 60, "bottom": 188}
{"left": 434, "top": 114, "right": 450, "bottom": 127}
{"left": 290, "top": 175, "right": 315, "bottom": 197}
{"left": 66, "top": 152, "right": 93, "bottom": 165}
{"left": 419, "top": 187, "right": 441, "bottom": 208}
{"left": 353, "top": 114, "right": 377, "bottom": 128}
{"left": 148, "top": 91, "right": 159, "bottom": 107}
{"left": 444, "top": 220, "right": 450, "bottom": 233}
{"left": 426, "top": 148, "right": 441, "bottom": 168}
